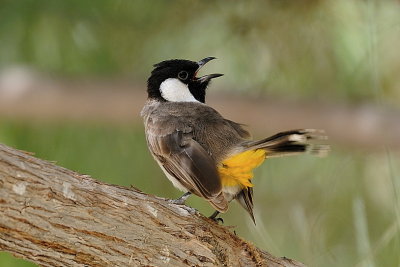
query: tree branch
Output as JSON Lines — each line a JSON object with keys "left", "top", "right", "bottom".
{"left": 0, "top": 143, "right": 305, "bottom": 267}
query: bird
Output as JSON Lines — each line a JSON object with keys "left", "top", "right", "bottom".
{"left": 141, "top": 57, "right": 329, "bottom": 223}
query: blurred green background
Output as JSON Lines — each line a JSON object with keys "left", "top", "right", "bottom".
{"left": 1, "top": 0, "right": 400, "bottom": 266}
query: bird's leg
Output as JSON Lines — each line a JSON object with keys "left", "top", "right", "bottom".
{"left": 209, "top": 210, "right": 224, "bottom": 224}
{"left": 171, "top": 192, "right": 192, "bottom": 205}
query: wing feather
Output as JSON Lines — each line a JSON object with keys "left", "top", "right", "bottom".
{"left": 148, "top": 130, "right": 228, "bottom": 212}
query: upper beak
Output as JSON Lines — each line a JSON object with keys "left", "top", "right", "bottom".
{"left": 195, "top": 57, "right": 224, "bottom": 83}
{"left": 197, "top": 57, "right": 217, "bottom": 68}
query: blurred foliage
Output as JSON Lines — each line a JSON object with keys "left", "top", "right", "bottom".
{"left": 1, "top": 0, "right": 400, "bottom": 266}
{"left": 0, "top": 252, "right": 36, "bottom": 267}
{"left": 1, "top": 0, "right": 400, "bottom": 105}
{"left": 0, "top": 121, "right": 399, "bottom": 267}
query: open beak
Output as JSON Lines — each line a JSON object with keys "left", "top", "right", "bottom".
{"left": 195, "top": 57, "right": 224, "bottom": 83}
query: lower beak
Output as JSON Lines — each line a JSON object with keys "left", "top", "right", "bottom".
{"left": 195, "top": 57, "right": 224, "bottom": 83}
{"left": 197, "top": 73, "right": 224, "bottom": 83}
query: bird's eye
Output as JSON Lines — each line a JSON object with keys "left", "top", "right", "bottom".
{"left": 178, "top": 71, "right": 189, "bottom": 80}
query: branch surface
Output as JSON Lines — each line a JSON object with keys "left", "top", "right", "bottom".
{"left": 0, "top": 143, "right": 305, "bottom": 267}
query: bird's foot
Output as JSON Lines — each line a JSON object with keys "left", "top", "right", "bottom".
{"left": 213, "top": 217, "right": 224, "bottom": 224}
{"left": 209, "top": 210, "right": 224, "bottom": 224}
{"left": 170, "top": 192, "right": 192, "bottom": 205}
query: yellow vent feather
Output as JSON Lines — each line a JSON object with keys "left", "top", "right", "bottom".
{"left": 218, "top": 149, "right": 266, "bottom": 188}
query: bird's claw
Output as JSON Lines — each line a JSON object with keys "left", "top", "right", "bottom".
{"left": 214, "top": 217, "right": 224, "bottom": 224}
{"left": 169, "top": 199, "right": 186, "bottom": 205}
{"left": 208, "top": 210, "right": 223, "bottom": 223}
{"left": 169, "top": 192, "right": 192, "bottom": 205}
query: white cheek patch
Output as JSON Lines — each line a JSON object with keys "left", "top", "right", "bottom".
{"left": 160, "top": 78, "right": 198, "bottom": 102}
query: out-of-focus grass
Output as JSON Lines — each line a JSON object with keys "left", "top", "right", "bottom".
{"left": 0, "top": 252, "right": 36, "bottom": 267}
{"left": 0, "top": 121, "right": 399, "bottom": 266}
{"left": 1, "top": 0, "right": 400, "bottom": 106}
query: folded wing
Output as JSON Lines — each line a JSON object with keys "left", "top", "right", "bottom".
{"left": 148, "top": 129, "right": 228, "bottom": 212}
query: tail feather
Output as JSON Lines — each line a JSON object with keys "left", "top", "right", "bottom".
{"left": 245, "top": 129, "right": 329, "bottom": 158}
{"left": 233, "top": 129, "right": 329, "bottom": 223}
{"left": 236, "top": 187, "right": 256, "bottom": 224}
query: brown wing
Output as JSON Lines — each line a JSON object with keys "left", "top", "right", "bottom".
{"left": 224, "top": 119, "right": 251, "bottom": 139}
{"left": 148, "top": 129, "right": 228, "bottom": 212}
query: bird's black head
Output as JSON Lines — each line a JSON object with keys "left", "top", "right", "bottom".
{"left": 147, "top": 57, "right": 223, "bottom": 103}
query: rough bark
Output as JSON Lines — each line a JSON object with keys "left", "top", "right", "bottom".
{"left": 0, "top": 143, "right": 305, "bottom": 267}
